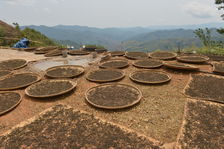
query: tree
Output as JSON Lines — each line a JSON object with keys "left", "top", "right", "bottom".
{"left": 12, "top": 22, "right": 20, "bottom": 31}
{"left": 194, "top": 28, "right": 212, "bottom": 47}
{"left": 215, "top": 0, "right": 224, "bottom": 11}
{"left": 215, "top": 0, "right": 224, "bottom": 34}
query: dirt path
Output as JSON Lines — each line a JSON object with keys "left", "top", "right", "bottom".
{"left": 0, "top": 49, "right": 45, "bottom": 61}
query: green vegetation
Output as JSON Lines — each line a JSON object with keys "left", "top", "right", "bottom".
{"left": 215, "top": 0, "right": 224, "bottom": 19}
{"left": 215, "top": 0, "right": 224, "bottom": 34}
{"left": 122, "top": 38, "right": 201, "bottom": 52}
{"left": 12, "top": 22, "right": 20, "bottom": 32}
{"left": 185, "top": 28, "right": 224, "bottom": 55}
{"left": 0, "top": 21, "right": 58, "bottom": 47}
{"left": 182, "top": 46, "right": 224, "bottom": 55}
{"left": 182, "top": 1, "right": 224, "bottom": 56}
{"left": 21, "top": 27, "right": 58, "bottom": 47}
{"left": 194, "top": 28, "right": 212, "bottom": 47}
{"left": 0, "top": 26, "right": 5, "bottom": 37}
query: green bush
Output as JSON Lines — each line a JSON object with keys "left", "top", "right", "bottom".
{"left": 183, "top": 46, "right": 224, "bottom": 56}
{"left": 21, "top": 27, "right": 58, "bottom": 47}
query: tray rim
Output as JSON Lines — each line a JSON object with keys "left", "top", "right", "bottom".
{"left": 109, "top": 51, "right": 125, "bottom": 56}
{"left": 44, "top": 50, "right": 62, "bottom": 57}
{"left": 86, "top": 69, "right": 125, "bottom": 83}
{"left": 163, "top": 62, "right": 199, "bottom": 70}
{"left": 25, "top": 79, "right": 77, "bottom": 98}
{"left": 0, "top": 91, "right": 22, "bottom": 116}
{"left": 132, "top": 59, "right": 163, "bottom": 69}
{"left": 68, "top": 50, "right": 90, "bottom": 55}
{"left": 99, "top": 60, "right": 129, "bottom": 69}
{"left": 211, "top": 62, "right": 224, "bottom": 74}
{"left": 0, "top": 70, "right": 12, "bottom": 78}
{"left": 125, "top": 51, "right": 149, "bottom": 60}
{"left": 0, "top": 73, "right": 41, "bottom": 91}
{"left": 0, "top": 59, "right": 28, "bottom": 70}
{"left": 45, "top": 65, "right": 85, "bottom": 78}
{"left": 129, "top": 70, "right": 171, "bottom": 84}
{"left": 85, "top": 83, "right": 142, "bottom": 109}
{"left": 176, "top": 56, "right": 209, "bottom": 63}
{"left": 148, "top": 51, "right": 177, "bottom": 60}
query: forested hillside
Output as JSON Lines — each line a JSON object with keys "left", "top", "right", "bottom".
{"left": 24, "top": 24, "right": 224, "bottom": 51}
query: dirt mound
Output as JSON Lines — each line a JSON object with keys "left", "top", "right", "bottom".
{"left": 0, "top": 20, "right": 21, "bottom": 38}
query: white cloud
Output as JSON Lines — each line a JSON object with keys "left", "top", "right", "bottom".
{"left": 1, "top": 0, "right": 36, "bottom": 6}
{"left": 43, "top": 7, "right": 51, "bottom": 13}
{"left": 48, "top": 0, "right": 64, "bottom": 4}
{"left": 184, "top": 1, "right": 216, "bottom": 18}
{"left": 1, "top": 0, "right": 64, "bottom": 6}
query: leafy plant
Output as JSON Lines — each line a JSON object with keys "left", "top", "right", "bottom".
{"left": 21, "top": 27, "right": 58, "bottom": 47}
{"left": 12, "top": 22, "right": 20, "bottom": 32}
{"left": 194, "top": 28, "right": 212, "bottom": 47}
{"left": 215, "top": 0, "right": 224, "bottom": 34}
{"left": 183, "top": 46, "right": 224, "bottom": 56}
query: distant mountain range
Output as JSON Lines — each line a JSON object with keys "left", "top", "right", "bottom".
{"left": 22, "top": 22, "right": 224, "bottom": 51}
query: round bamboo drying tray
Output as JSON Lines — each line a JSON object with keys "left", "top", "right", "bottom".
{"left": 149, "top": 51, "right": 177, "bottom": 60}
{"left": 25, "top": 80, "right": 77, "bottom": 98}
{"left": 176, "top": 56, "right": 209, "bottom": 63}
{"left": 0, "top": 73, "right": 41, "bottom": 90}
{"left": 85, "top": 83, "right": 142, "bottom": 109}
{"left": 129, "top": 70, "right": 171, "bottom": 84}
{"left": 163, "top": 62, "right": 199, "bottom": 70}
{"left": 99, "top": 60, "right": 129, "bottom": 69}
{"left": 45, "top": 65, "right": 85, "bottom": 78}
{"left": 0, "top": 91, "right": 22, "bottom": 116}
{"left": 0, "top": 59, "right": 27, "bottom": 70}
{"left": 86, "top": 69, "right": 125, "bottom": 83}
{"left": 133, "top": 59, "right": 163, "bottom": 69}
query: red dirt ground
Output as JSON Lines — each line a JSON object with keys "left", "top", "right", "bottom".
{"left": 0, "top": 49, "right": 223, "bottom": 148}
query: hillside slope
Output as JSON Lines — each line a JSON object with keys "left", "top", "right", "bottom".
{"left": 122, "top": 29, "right": 223, "bottom": 51}
{"left": 0, "top": 20, "right": 57, "bottom": 47}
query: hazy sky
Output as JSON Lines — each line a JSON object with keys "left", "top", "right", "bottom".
{"left": 0, "top": 0, "right": 222, "bottom": 27}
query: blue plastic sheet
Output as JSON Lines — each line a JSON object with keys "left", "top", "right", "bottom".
{"left": 13, "top": 38, "right": 30, "bottom": 48}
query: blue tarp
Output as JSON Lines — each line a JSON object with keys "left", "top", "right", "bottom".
{"left": 13, "top": 38, "right": 30, "bottom": 48}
